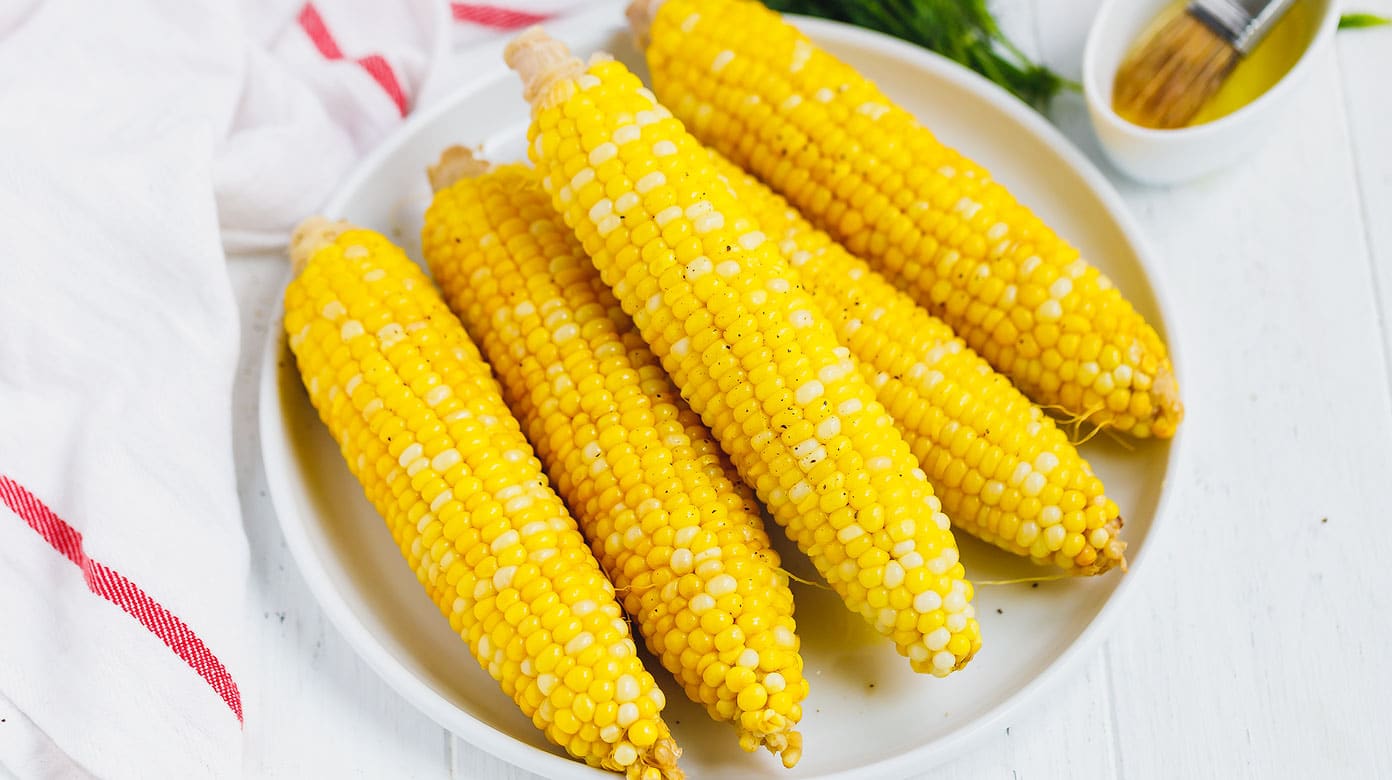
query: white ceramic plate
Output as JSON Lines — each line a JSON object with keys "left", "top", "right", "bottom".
{"left": 259, "top": 6, "right": 1184, "bottom": 778}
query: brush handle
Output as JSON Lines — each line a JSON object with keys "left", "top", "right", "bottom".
{"left": 1190, "top": 0, "right": 1298, "bottom": 52}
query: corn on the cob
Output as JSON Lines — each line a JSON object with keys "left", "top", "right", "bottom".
{"left": 506, "top": 31, "right": 981, "bottom": 676}
{"left": 422, "top": 150, "right": 808, "bottom": 765}
{"left": 284, "top": 219, "right": 681, "bottom": 780}
{"left": 707, "top": 150, "right": 1125, "bottom": 574}
{"left": 631, "top": 0, "right": 1183, "bottom": 439}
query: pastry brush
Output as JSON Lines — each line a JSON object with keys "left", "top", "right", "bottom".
{"left": 1113, "top": 0, "right": 1297, "bottom": 129}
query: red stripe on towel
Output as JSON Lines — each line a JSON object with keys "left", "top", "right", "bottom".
{"left": 451, "top": 3, "right": 551, "bottom": 28}
{"left": 0, "top": 474, "right": 244, "bottom": 723}
{"left": 298, "top": 3, "right": 410, "bottom": 116}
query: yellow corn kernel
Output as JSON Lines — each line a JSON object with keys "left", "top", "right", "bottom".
{"left": 707, "top": 150, "right": 1125, "bottom": 574}
{"left": 284, "top": 219, "right": 681, "bottom": 780}
{"left": 506, "top": 31, "right": 980, "bottom": 676}
{"left": 422, "top": 152, "right": 807, "bottom": 764}
{"left": 634, "top": 0, "right": 1183, "bottom": 439}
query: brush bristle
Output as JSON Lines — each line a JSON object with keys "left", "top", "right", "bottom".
{"left": 1112, "top": 11, "right": 1240, "bottom": 129}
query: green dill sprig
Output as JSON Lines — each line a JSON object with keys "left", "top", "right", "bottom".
{"left": 762, "top": 0, "right": 1073, "bottom": 111}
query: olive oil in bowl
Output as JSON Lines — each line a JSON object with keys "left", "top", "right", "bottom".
{"left": 1188, "top": 0, "right": 1317, "bottom": 125}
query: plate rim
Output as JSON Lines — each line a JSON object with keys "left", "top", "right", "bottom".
{"left": 258, "top": 10, "right": 1188, "bottom": 779}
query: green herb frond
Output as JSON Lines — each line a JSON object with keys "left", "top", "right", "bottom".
{"left": 763, "top": 0, "right": 1073, "bottom": 110}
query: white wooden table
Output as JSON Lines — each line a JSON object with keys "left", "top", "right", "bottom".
{"left": 227, "top": 0, "right": 1392, "bottom": 775}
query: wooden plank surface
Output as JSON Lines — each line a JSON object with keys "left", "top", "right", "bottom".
{"left": 1329, "top": 8, "right": 1392, "bottom": 775}
{"left": 229, "top": 1, "right": 1392, "bottom": 777}
{"left": 1098, "top": 48, "right": 1392, "bottom": 776}
{"left": 1339, "top": 0, "right": 1392, "bottom": 413}
{"left": 1038, "top": 1, "right": 1392, "bottom": 777}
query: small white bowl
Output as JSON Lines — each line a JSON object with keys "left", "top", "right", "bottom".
{"left": 1083, "top": 0, "right": 1339, "bottom": 184}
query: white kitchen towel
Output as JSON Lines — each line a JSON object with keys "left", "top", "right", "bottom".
{"left": 0, "top": 1, "right": 586, "bottom": 776}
